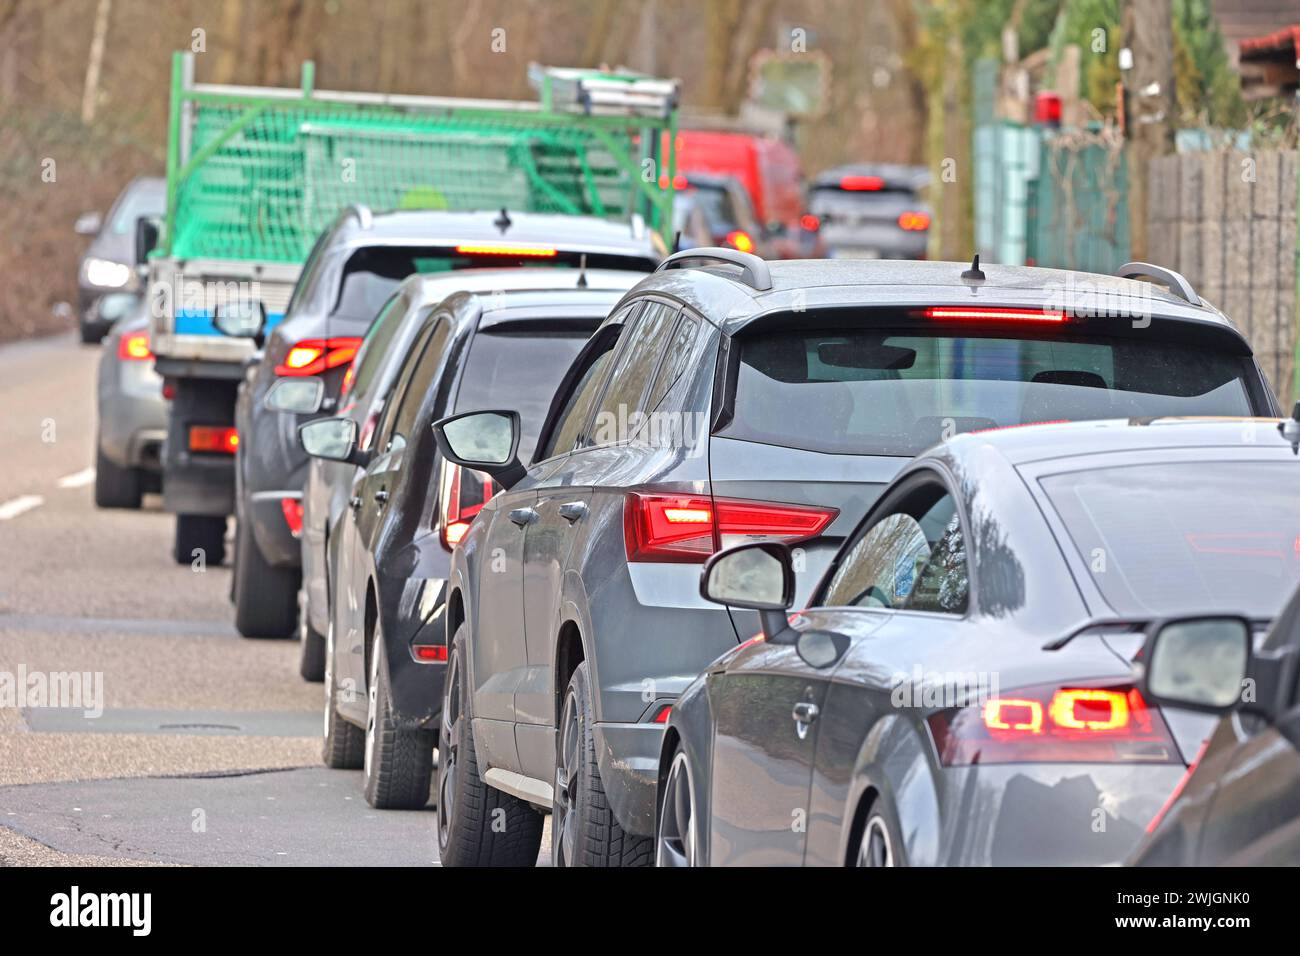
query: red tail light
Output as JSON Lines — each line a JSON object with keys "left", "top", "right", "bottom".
{"left": 918, "top": 306, "right": 1066, "bottom": 323}
{"left": 724, "top": 230, "right": 755, "bottom": 253}
{"left": 117, "top": 330, "right": 152, "bottom": 361}
{"left": 799, "top": 213, "right": 820, "bottom": 232}
{"left": 412, "top": 645, "right": 448, "bottom": 663}
{"left": 928, "top": 681, "right": 1179, "bottom": 765}
{"left": 623, "top": 494, "right": 837, "bottom": 563}
{"left": 189, "top": 425, "right": 238, "bottom": 454}
{"left": 840, "top": 174, "right": 884, "bottom": 191}
{"left": 438, "top": 463, "right": 496, "bottom": 551}
{"left": 898, "top": 211, "right": 931, "bottom": 231}
{"left": 652, "top": 705, "right": 672, "bottom": 724}
{"left": 274, "top": 337, "right": 363, "bottom": 377}
{"left": 658, "top": 174, "right": 688, "bottom": 190}
{"left": 281, "top": 498, "right": 303, "bottom": 538}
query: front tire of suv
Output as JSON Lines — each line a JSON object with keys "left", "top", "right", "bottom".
{"left": 553, "top": 661, "right": 653, "bottom": 867}
{"left": 436, "top": 623, "right": 542, "bottom": 867}
{"left": 362, "top": 626, "right": 435, "bottom": 809}
{"left": 322, "top": 618, "right": 365, "bottom": 769}
{"left": 232, "top": 518, "right": 298, "bottom": 638}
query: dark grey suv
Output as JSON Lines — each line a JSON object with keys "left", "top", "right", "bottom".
{"left": 231, "top": 206, "right": 660, "bottom": 639}
{"left": 432, "top": 249, "right": 1280, "bottom": 867}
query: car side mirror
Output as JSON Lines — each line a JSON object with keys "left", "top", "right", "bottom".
{"left": 134, "top": 216, "right": 160, "bottom": 266}
{"left": 1141, "top": 616, "right": 1252, "bottom": 715}
{"left": 265, "top": 377, "right": 325, "bottom": 415}
{"left": 432, "top": 410, "right": 526, "bottom": 490}
{"left": 75, "top": 211, "right": 102, "bottom": 236}
{"left": 700, "top": 542, "right": 794, "bottom": 641}
{"left": 298, "top": 417, "right": 368, "bottom": 467}
{"left": 213, "top": 300, "right": 267, "bottom": 346}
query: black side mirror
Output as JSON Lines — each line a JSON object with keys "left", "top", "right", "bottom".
{"left": 1141, "top": 616, "right": 1252, "bottom": 715}
{"left": 432, "top": 410, "right": 526, "bottom": 490}
{"left": 134, "top": 216, "right": 160, "bottom": 267}
{"left": 700, "top": 541, "right": 795, "bottom": 641}
{"left": 298, "top": 417, "right": 370, "bottom": 468}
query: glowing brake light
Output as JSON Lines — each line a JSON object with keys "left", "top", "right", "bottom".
{"left": 658, "top": 174, "right": 689, "bottom": 190}
{"left": 623, "top": 494, "right": 837, "bottom": 563}
{"left": 725, "top": 230, "right": 755, "bottom": 253}
{"left": 189, "top": 425, "right": 239, "bottom": 454}
{"left": 412, "top": 645, "right": 448, "bottom": 663}
{"left": 929, "top": 682, "right": 1178, "bottom": 765}
{"left": 799, "top": 213, "right": 820, "bottom": 232}
{"left": 920, "top": 306, "right": 1067, "bottom": 323}
{"left": 454, "top": 243, "right": 558, "bottom": 258}
{"left": 275, "top": 337, "right": 363, "bottom": 377}
{"left": 117, "top": 330, "right": 152, "bottom": 361}
{"left": 840, "top": 175, "right": 884, "bottom": 191}
{"left": 897, "top": 211, "right": 931, "bottom": 231}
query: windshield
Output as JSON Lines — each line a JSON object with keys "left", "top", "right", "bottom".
{"left": 110, "top": 183, "right": 165, "bottom": 234}
{"left": 1042, "top": 460, "right": 1300, "bottom": 619}
{"left": 721, "top": 327, "right": 1257, "bottom": 456}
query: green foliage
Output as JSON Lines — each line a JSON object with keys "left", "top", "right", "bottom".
{"left": 1172, "top": 0, "right": 1244, "bottom": 127}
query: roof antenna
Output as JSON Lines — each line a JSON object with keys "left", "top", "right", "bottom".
{"left": 576, "top": 253, "right": 588, "bottom": 288}
{"left": 1280, "top": 402, "right": 1300, "bottom": 455}
{"left": 494, "top": 208, "right": 512, "bottom": 234}
{"left": 961, "top": 253, "right": 985, "bottom": 281}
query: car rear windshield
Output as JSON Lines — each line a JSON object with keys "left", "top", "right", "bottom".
{"left": 333, "top": 247, "right": 653, "bottom": 320}
{"left": 1041, "top": 461, "right": 1300, "bottom": 618}
{"left": 721, "top": 327, "right": 1257, "bottom": 456}
{"left": 454, "top": 330, "right": 592, "bottom": 461}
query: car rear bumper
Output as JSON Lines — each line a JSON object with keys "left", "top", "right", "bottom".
{"left": 383, "top": 577, "right": 451, "bottom": 730}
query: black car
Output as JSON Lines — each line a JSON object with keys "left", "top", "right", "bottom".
{"left": 658, "top": 416, "right": 1300, "bottom": 866}
{"left": 299, "top": 285, "right": 628, "bottom": 809}
{"left": 75, "top": 176, "right": 165, "bottom": 343}
{"left": 1130, "top": 559, "right": 1300, "bottom": 866}
{"left": 429, "top": 249, "right": 1280, "bottom": 867}
{"left": 231, "top": 206, "right": 660, "bottom": 639}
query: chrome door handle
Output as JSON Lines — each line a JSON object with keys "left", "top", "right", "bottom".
{"left": 508, "top": 507, "right": 538, "bottom": 528}
{"left": 792, "top": 701, "right": 819, "bottom": 740}
{"left": 558, "top": 501, "right": 588, "bottom": 522}
{"left": 374, "top": 490, "right": 389, "bottom": 504}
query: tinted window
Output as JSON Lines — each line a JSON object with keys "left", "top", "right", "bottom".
{"left": 348, "top": 295, "right": 411, "bottom": 402}
{"left": 823, "top": 491, "right": 967, "bottom": 613}
{"left": 646, "top": 313, "right": 699, "bottom": 412}
{"left": 589, "top": 303, "right": 677, "bottom": 446}
{"left": 724, "top": 327, "right": 1257, "bottom": 456}
{"left": 542, "top": 348, "right": 616, "bottom": 461}
{"left": 377, "top": 319, "right": 450, "bottom": 448}
{"left": 454, "top": 330, "right": 591, "bottom": 462}
{"left": 1042, "top": 461, "right": 1300, "bottom": 619}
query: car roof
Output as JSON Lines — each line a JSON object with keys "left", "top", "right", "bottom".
{"left": 331, "top": 207, "right": 657, "bottom": 258}
{"left": 925, "top": 417, "right": 1297, "bottom": 471}
{"left": 398, "top": 268, "right": 642, "bottom": 309}
{"left": 621, "top": 258, "right": 1242, "bottom": 337}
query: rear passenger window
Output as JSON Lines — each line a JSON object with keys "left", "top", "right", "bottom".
{"left": 646, "top": 313, "right": 699, "bottom": 412}
{"left": 588, "top": 303, "right": 677, "bottom": 446}
{"left": 376, "top": 318, "right": 448, "bottom": 450}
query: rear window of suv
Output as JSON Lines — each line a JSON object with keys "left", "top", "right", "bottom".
{"left": 720, "top": 326, "right": 1257, "bottom": 456}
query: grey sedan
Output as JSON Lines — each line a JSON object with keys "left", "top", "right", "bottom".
{"left": 656, "top": 416, "right": 1300, "bottom": 866}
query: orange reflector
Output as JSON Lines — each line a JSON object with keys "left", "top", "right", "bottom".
{"left": 455, "top": 244, "right": 557, "bottom": 258}
{"left": 413, "top": 645, "right": 448, "bottom": 662}
{"left": 189, "top": 425, "right": 238, "bottom": 454}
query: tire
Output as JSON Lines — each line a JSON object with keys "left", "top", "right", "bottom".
{"left": 436, "top": 623, "right": 542, "bottom": 867}
{"left": 80, "top": 321, "right": 107, "bottom": 345}
{"left": 654, "top": 744, "right": 699, "bottom": 867}
{"left": 322, "top": 618, "right": 365, "bottom": 769}
{"left": 853, "top": 800, "right": 902, "bottom": 868}
{"left": 553, "top": 661, "right": 653, "bottom": 868}
{"left": 173, "top": 514, "right": 226, "bottom": 566}
{"left": 298, "top": 611, "right": 326, "bottom": 683}
{"left": 362, "top": 626, "right": 435, "bottom": 809}
{"left": 232, "top": 518, "right": 299, "bottom": 638}
{"left": 93, "top": 444, "right": 142, "bottom": 509}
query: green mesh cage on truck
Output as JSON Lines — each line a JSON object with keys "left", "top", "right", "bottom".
{"left": 148, "top": 54, "right": 680, "bottom": 362}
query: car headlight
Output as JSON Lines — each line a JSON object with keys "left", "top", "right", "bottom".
{"left": 84, "top": 257, "right": 132, "bottom": 288}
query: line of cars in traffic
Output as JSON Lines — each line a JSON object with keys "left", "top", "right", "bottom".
{"left": 82, "top": 177, "right": 1298, "bottom": 866}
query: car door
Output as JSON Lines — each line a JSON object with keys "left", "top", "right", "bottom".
{"left": 511, "top": 303, "right": 646, "bottom": 778}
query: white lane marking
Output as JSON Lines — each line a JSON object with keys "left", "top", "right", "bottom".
{"left": 0, "top": 495, "right": 44, "bottom": 520}
{"left": 56, "top": 468, "right": 95, "bottom": 488}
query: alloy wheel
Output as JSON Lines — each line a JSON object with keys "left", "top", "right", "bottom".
{"left": 655, "top": 750, "right": 697, "bottom": 867}
{"left": 857, "top": 814, "right": 894, "bottom": 867}
{"left": 364, "top": 634, "right": 380, "bottom": 780}
{"left": 552, "top": 686, "right": 581, "bottom": 867}
{"left": 436, "top": 648, "right": 462, "bottom": 847}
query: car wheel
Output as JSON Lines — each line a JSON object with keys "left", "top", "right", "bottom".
{"left": 80, "top": 320, "right": 107, "bottom": 345}
{"left": 436, "top": 623, "right": 542, "bottom": 867}
{"left": 855, "top": 805, "right": 899, "bottom": 868}
{"left": 232, "top": 518, "right": 298, "bottom": 638}
{"left": 362, "top": 625, "right": 435, "bottom": 809}
{"left": 322, "top": 618, "right": 364, "bottom": 769}
{"left": 173, "top": 514, "right": 226, "bottom": 566}
{"left": 298, "top": 611, "right": 326, "bottom": 683}
{"left": 553, "top": 661, "right": 653, "bottom": 868}
{"left": 655, "top": 745, "right": 698, "bottom": 867}
{"left": 93, "top": 444, "right": 142, "bottom": 509}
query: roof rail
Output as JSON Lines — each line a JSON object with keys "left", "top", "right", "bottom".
{"left": 347, "top": 204, "right": 374, "bottom": 230}
{"left": 656, "top": 247, "right": 773, "bottom": 291}
{"left": 1115, "top": 261, "right": 1201, "bottom": 306}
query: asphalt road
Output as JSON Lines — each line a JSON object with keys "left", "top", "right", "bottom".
{"left": 0, "top": 333, "right": 551, "bottom": 866}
